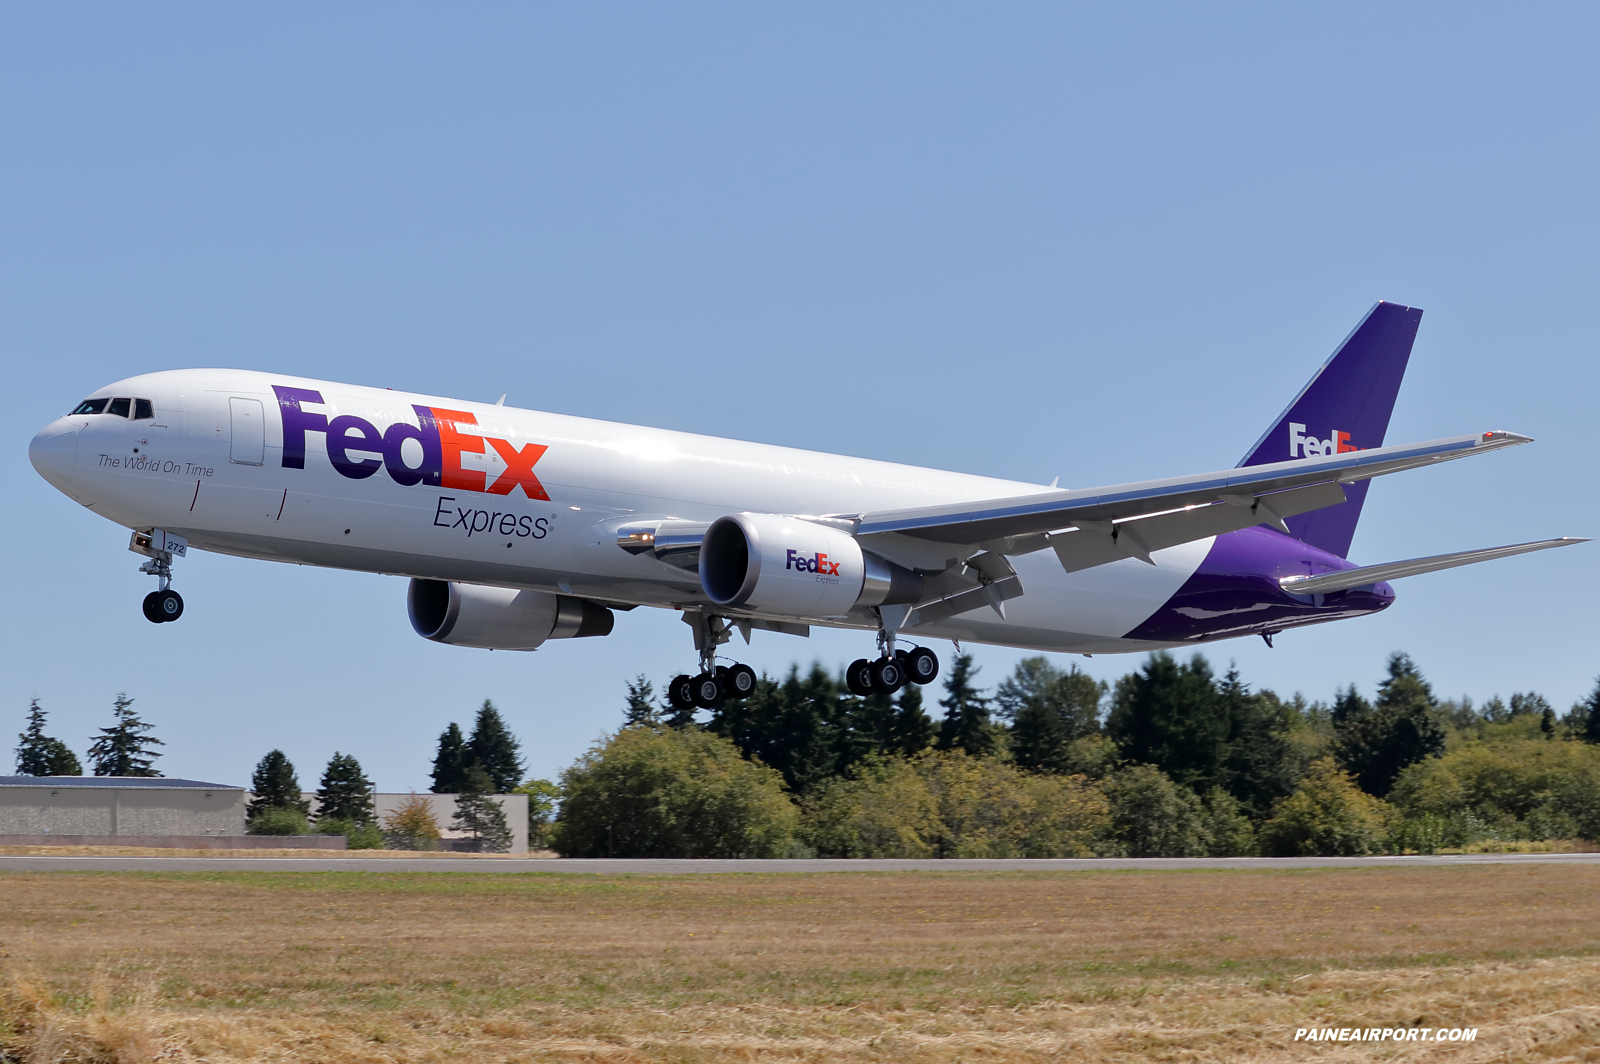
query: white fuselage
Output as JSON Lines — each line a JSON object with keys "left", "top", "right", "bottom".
{"left": 32, "top": 369, "right": 1216, "bottom": 653}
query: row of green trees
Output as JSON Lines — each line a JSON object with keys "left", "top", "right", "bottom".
{"left": 245, "top": 744, "right": 515, "bottom": 852}
{"left": 23, "top": 652, "right": 1599, "bottom": 858}
{"left": 11, "top": 692, "right": 525, "bottom": 852}
{"left": 548, "top": 651, "right": 1600, "bottom": 857}
{"left": 14, "top": 694, "right": 163, "bottom": 777}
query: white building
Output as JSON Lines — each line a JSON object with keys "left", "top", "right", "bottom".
{"left": 0, "top": 776, "right": 246, "bottom": 837}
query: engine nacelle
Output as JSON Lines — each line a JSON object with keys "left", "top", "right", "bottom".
{"left": 407, "top": 579, "right": 614, "bottom": 650}
{"left": 700, "top": 513, "right": 922, "bottom": 617}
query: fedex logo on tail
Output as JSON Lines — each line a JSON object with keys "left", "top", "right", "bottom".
{"left": 787, "top": 549, "right": 841, "bottom": 576}
{"left": 273, "top": 386, "right": 550, "bottom": 500}
{"left": 1290, "top": 423, "right": 1362, "bottom": 459}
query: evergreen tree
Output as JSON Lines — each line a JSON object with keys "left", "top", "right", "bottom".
{"left": 247, "top": 749, "right": 310, "bottom": 820}
{"left": 87, "top": 693, "right": 163, "bottom": 777}
{"left": 452, "top": 764, "right": 513, "bottom": 852}
{"left": 1216, "top": 669, "right": 1297, "bottom": 816}
{"left": 999, "top": 658, "right": 1105, "bottom": 773}
{"left": 14, "top": 699, "right": 81, "bottom": 776}
{"left": 936, "top": 654, "right": 997, "bottom": 757}
{"left": 1010, "top": 696, "right": 1070, "bottom": 773}
{"left": 886, "top": 683, "right": 936, "bottom": 757}
{"left": 1510, "top": 692, "right": 1555, "bottom": 719}
{"left": 708, "top": 664, "right": 850, "bottom": 795}
{"left": 467, "top": 700, "right": 524, "bottom": 793}
{"left": 1577, "top": 677, "right": 1600, "bottom": 744}
{"left": 1105, "top": 653, "right": 1228, "bottom": 791}
{"left": 430, "top": 722, "right": 472, "bottom": 793}
{"left": 316, "top": 751, "right": 376, "bottom": 825}
{"left": 623, "top": 676, "right": 660, "bottom": 727}
{"left": 1332, "top": 653, "right": 1446, "bottom": 797}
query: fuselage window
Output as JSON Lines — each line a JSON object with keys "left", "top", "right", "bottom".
{"left": 106, "top": 398, "right": 131, "bottom": 418}
{"left": 133, "top": 399, "right": 154, "bottom": 420}
{"left": 71, "top": 398, "right": 109, "bottom": 415}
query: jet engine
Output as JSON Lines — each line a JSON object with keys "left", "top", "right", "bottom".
{"left": 699, "top": 513, "right": 922, "bottom": 617}
{"left": 407, "top": 579, "right": 614, "bottom": 650}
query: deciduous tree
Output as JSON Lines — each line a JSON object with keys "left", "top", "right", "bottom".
{"left": 1259, "top": 757, "right": 1388, "bottom": 856}
{"left": 382, "top": 792, "right": 442, "bottom": 850}
{"left": 554, "top": 726, "right": 798, "bottom": 858}
{"left": 513, "top": 777, "right": 561, "bottom": 851}
{"left": 1101, "top": 763, "right": 1208, "bottom": 857}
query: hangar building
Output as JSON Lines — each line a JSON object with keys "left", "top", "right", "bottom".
{"left": 0, "top": 776, "right": 246, "bottom": 837}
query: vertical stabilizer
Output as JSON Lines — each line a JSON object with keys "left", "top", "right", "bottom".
{"left": 1237, "top": 301, "right": 1423, "bottom": 558}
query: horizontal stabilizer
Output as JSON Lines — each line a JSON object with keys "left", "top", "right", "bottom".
{"left": 1278, "top": 537, "right": 1588, "bottom": 595}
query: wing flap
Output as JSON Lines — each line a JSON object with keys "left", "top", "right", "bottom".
{"left": 1279, "top": 537, "right": 1587, "bottom": 595}
{"left": 856, "top": 431, "right": 1530, "bottom": 549}
{"left": 1048, "top": 481, "right": 1348, "bottom": 574}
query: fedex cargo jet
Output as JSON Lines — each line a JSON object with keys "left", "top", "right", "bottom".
{"left": 27, "top": 303, "right": 1582, "bottom": 712}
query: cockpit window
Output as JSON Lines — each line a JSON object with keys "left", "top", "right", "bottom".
{"left": 106, "top": 398, "right": 131, "bottom": 418}
{"left": 71, "top": 398, "right": 109, "bottom": 415}
{"left": 133, "top": 399, "right": 154, "bottom": 420}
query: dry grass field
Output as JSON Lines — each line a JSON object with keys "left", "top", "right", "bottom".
{"left": 1, "top": 866, "right": 1597, "bottom": 1063}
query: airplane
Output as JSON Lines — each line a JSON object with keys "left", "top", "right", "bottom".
{"left": 28, "top": 301, "right": 1583, "bottom": 713}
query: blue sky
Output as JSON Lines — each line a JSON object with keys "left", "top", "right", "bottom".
{"left": 3, "top": 4, "right": 1596, "bottom": 790}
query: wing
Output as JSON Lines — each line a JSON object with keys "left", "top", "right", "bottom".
{"left": 1279, "top": 538, "right": 1587, "bottom": 595}
{"left": 853, "top": 431, "right": 1531, "bottom": 573}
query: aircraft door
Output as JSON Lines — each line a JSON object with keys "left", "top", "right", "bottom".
{"left": 229, "top": 397, "right": 265, "bottom": 465}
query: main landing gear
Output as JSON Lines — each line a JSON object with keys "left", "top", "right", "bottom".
{"left": 666, "top": 614, "right": 941, "bottom": 712}
{"left": 667, "top": 615, "right": 756, "bottom": 712}
{"left": 131, "top": 529, "right": 184, "bottom": 624}
{"left": 845, "top": 645, "right": 939, "bottom": 695}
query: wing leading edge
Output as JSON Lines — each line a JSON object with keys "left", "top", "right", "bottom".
{"left": 852, "top": 431, "right": 1532, "bottom": 573}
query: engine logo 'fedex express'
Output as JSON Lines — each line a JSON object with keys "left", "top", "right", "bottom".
{"left": 786, "top": 549, "right": 841, "bottom": 576}
{"left": 273, "top": 386, "right": 549, "bottom": 499}
{"left": 1290, "top": 422, "right": 1362, "bottom": 459}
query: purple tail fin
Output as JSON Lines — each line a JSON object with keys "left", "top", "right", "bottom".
{"left": 1237, "top": 301, "right": 1423, "bottom": 558}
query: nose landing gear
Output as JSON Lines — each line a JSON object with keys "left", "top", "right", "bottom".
{"left": 141, "top": 589, "right": 184, "bottom": 623}
{"left": 130, "top": 529, "right": 186, "bottom": 624}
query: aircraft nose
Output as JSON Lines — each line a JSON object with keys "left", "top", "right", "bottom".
{"left": 29, "top": 418, "right": 80, "bottom": 490}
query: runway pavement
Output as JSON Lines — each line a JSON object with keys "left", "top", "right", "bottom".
{"left": 0, "top": 852, "right": 1597, "bottom": 873}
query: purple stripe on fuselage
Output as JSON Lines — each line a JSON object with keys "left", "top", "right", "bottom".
{"left": 1127, "top": 526, "right": 1393, "bottom": 643}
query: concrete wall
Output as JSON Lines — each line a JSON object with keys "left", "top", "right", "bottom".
{"left": 0, "top": 834, "right": 344, "bottom": 849}
{"left": 0, "top": 785, "right": 247, "bottom": 836}
{"left": 373, "top": 793, "right": 529, "bottom": 854}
